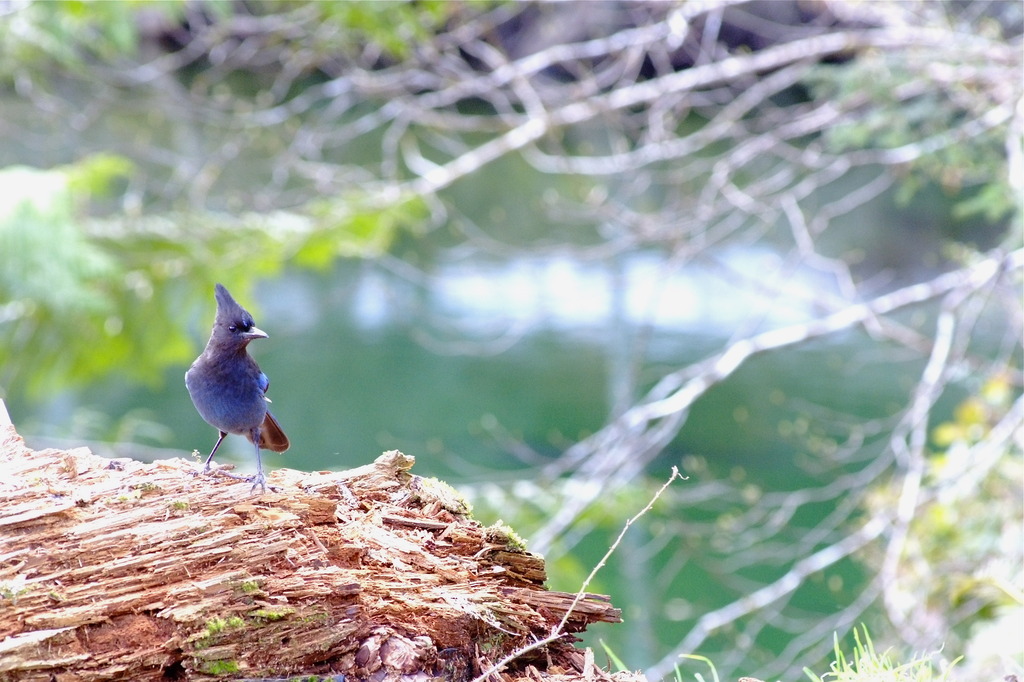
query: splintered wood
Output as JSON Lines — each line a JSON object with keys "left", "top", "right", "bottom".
{"left": 0, "top": 406, "right": 634, "bottom": 682}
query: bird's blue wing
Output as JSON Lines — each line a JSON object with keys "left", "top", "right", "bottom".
{"left": 258, "top": 372, "right": 270, "bottom": 395}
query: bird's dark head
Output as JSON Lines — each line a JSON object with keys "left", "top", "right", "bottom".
{"left": 211, "top": 283, "right": 268, "bottom": 347}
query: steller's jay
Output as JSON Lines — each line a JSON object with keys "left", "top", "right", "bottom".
{"left": 185, "top": 283, "right": 289, "bottom": 493}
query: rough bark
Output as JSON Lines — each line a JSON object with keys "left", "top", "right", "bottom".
{"left": 0, "top": 402, "right": 636, "bottom": 682}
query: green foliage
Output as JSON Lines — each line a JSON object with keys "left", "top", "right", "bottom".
{"left": 285, "top": 0, "right": 479, "bottom": 60}
{"left": 204, "top": 616, "right": 235, "bottom": 636}
{"left": 0, "top": 574, "right": 30, "bottom": 603}
{"left": 0, "top": 1, "right": 186, "bottom": 83}
{"left": 0, "top": 0, "right": 499, "bottom": 84}
{"left": 598, "top": 640, "right": 629, "bottom": 673}
{"left": 0, "top": 160, "right": 421, "bottom": 399}
{"left": 239, "top": 579, "right": 261, "bottom": 594}
{"left": 0, "top": 159, "right": 132, "bottom": 396}
{"left": 483, "top": 520, "right": 526, "bottom": 552}
{"left": 807, "top": 48, "right": 1017, "bottom": 225}
{"left": 198, "top": 659, "right": 240, "bottom": 675}
{"left": 412, "top": 476, "right": 473, "bottom": 515}
{"left": 65, "top": 154, "right": 135, "bottom": 198}
{"left": 862, "top": 374, "right": 1023, "bottom": 665}
{"left": 301, "top": 194, "right": 429, "bottom": 265}
{"left": 920, "top": 377, "right": 1023, "bottom": 621}
{"left": 248, "top": 606, "right": 295, "bottom": 622}
{"left": 194, "top": 614, "right": 245, "bottom": 652}
{"left": 804, "top": 626, "right": 959, "bottom": 682}
{"left": 674, "top": 653, "right": 721, "bottom": 682}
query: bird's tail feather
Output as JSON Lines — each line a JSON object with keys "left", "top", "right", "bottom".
{"left": 256, "top": 411, "right": 290, "bottom": 452}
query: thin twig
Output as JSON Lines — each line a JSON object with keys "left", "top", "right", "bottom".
{"left": 470, "top": 467, "right": 683, "bottom": 682}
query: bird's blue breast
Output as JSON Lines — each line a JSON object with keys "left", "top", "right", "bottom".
{"left": 185, "top": 354, "right": 268, "bottom": 435}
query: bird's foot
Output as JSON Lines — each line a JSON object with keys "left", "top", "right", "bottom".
{"left": 192, "top": 461, "right": 235, "bottom": 478}
{"left": 189, "top": 461, "right": 278, "bottom": 493}
{"left": 247, "top": 470, "right": 279, "bottom": 494}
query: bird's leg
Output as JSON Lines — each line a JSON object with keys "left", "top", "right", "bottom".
{"left": 249, "top": 428, "right": 267, "bottom": 494}
{"left": 202, "top": 432, "right": 228, "bottom": 473}
{"left": 192, "top": 431, "right": 247, "bottom": 482}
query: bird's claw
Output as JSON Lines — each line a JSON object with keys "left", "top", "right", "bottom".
{"left": 249, "top": 471, "right": 267, "bottom": 495}
{"left": 192, "top": 461, "right": 231, "bottom": 478}
{"left": 192, "top": 463, "right": 277, "bottom": 493}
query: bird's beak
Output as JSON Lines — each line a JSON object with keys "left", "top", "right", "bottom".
{"left": 243, "top": 327, "right": 268, "bottom": 340}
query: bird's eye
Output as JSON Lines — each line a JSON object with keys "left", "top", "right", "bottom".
{"left": 228, "top": 324, "right": 237, "bottom": 332}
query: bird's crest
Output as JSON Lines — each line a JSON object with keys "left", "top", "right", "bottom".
{"left": 205, "top": 280, "right": 264, "bottom": 339}
{"left": 215, "top": 283, "right": 246, "bottom": 319}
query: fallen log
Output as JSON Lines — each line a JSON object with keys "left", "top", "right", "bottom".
{"left": 0, "top": 401, "right": 638, "bottom": 682}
